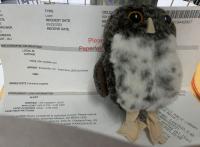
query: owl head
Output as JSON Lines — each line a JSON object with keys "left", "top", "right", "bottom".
{"left": 103, "top": 5, "right": 176, "bottom": 52}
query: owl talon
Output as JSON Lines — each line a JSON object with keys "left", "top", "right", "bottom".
{"left": 146, "top": 112, "right": 167, "bottom": 144}
{"left": 118, "top": 111, "right": 166, "bottom": 144}
{"left": 117, "top": 111, "right": 140, "bottom": 142}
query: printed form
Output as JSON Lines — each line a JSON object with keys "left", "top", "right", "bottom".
{"left": 0, "top": 5, "right": 200, "bottom": 146}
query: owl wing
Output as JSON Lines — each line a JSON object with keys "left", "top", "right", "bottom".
{"left": 93, "top": 55, "right": 109, "bottom": 97}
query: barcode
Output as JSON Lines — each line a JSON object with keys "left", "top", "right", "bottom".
{"left": 8, "top": 92, "right": 54, "bottom": 95}
{"left": 1, "top": 44, "right": 42, "bottom": 49}
{"left": 166, "top": 10, "right": 200, "bottom": 19}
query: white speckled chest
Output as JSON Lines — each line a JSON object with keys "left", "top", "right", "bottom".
{"left": 110, "top": 34, "right": 182, "bottom": 112}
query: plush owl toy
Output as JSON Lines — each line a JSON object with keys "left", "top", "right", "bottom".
{"left": 94, "top": 4, "right": 182, "bottom": 144}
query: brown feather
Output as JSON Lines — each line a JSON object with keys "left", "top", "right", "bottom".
{"left": 93, "top": 57, "right": 109, "bottom": 97}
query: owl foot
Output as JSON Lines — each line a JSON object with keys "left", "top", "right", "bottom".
{"left": 117, "top": 111, "right": 166, "bottom": 144}
{"left": 146, "top": 112, "right": 167, "bottom": 144}
{"left": 117, "top": 111, "right": 145, "bottom": 142}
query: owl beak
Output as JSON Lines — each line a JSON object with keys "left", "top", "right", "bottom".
{"left": 146, "top": 17, "right": 156, "bottom": 34}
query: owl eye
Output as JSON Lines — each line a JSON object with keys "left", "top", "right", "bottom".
{"left": 128, "top": 11, "right": 144, "bottom": 24}
{"left": 164, "top": 15, "right": 172, "bottom": 24}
